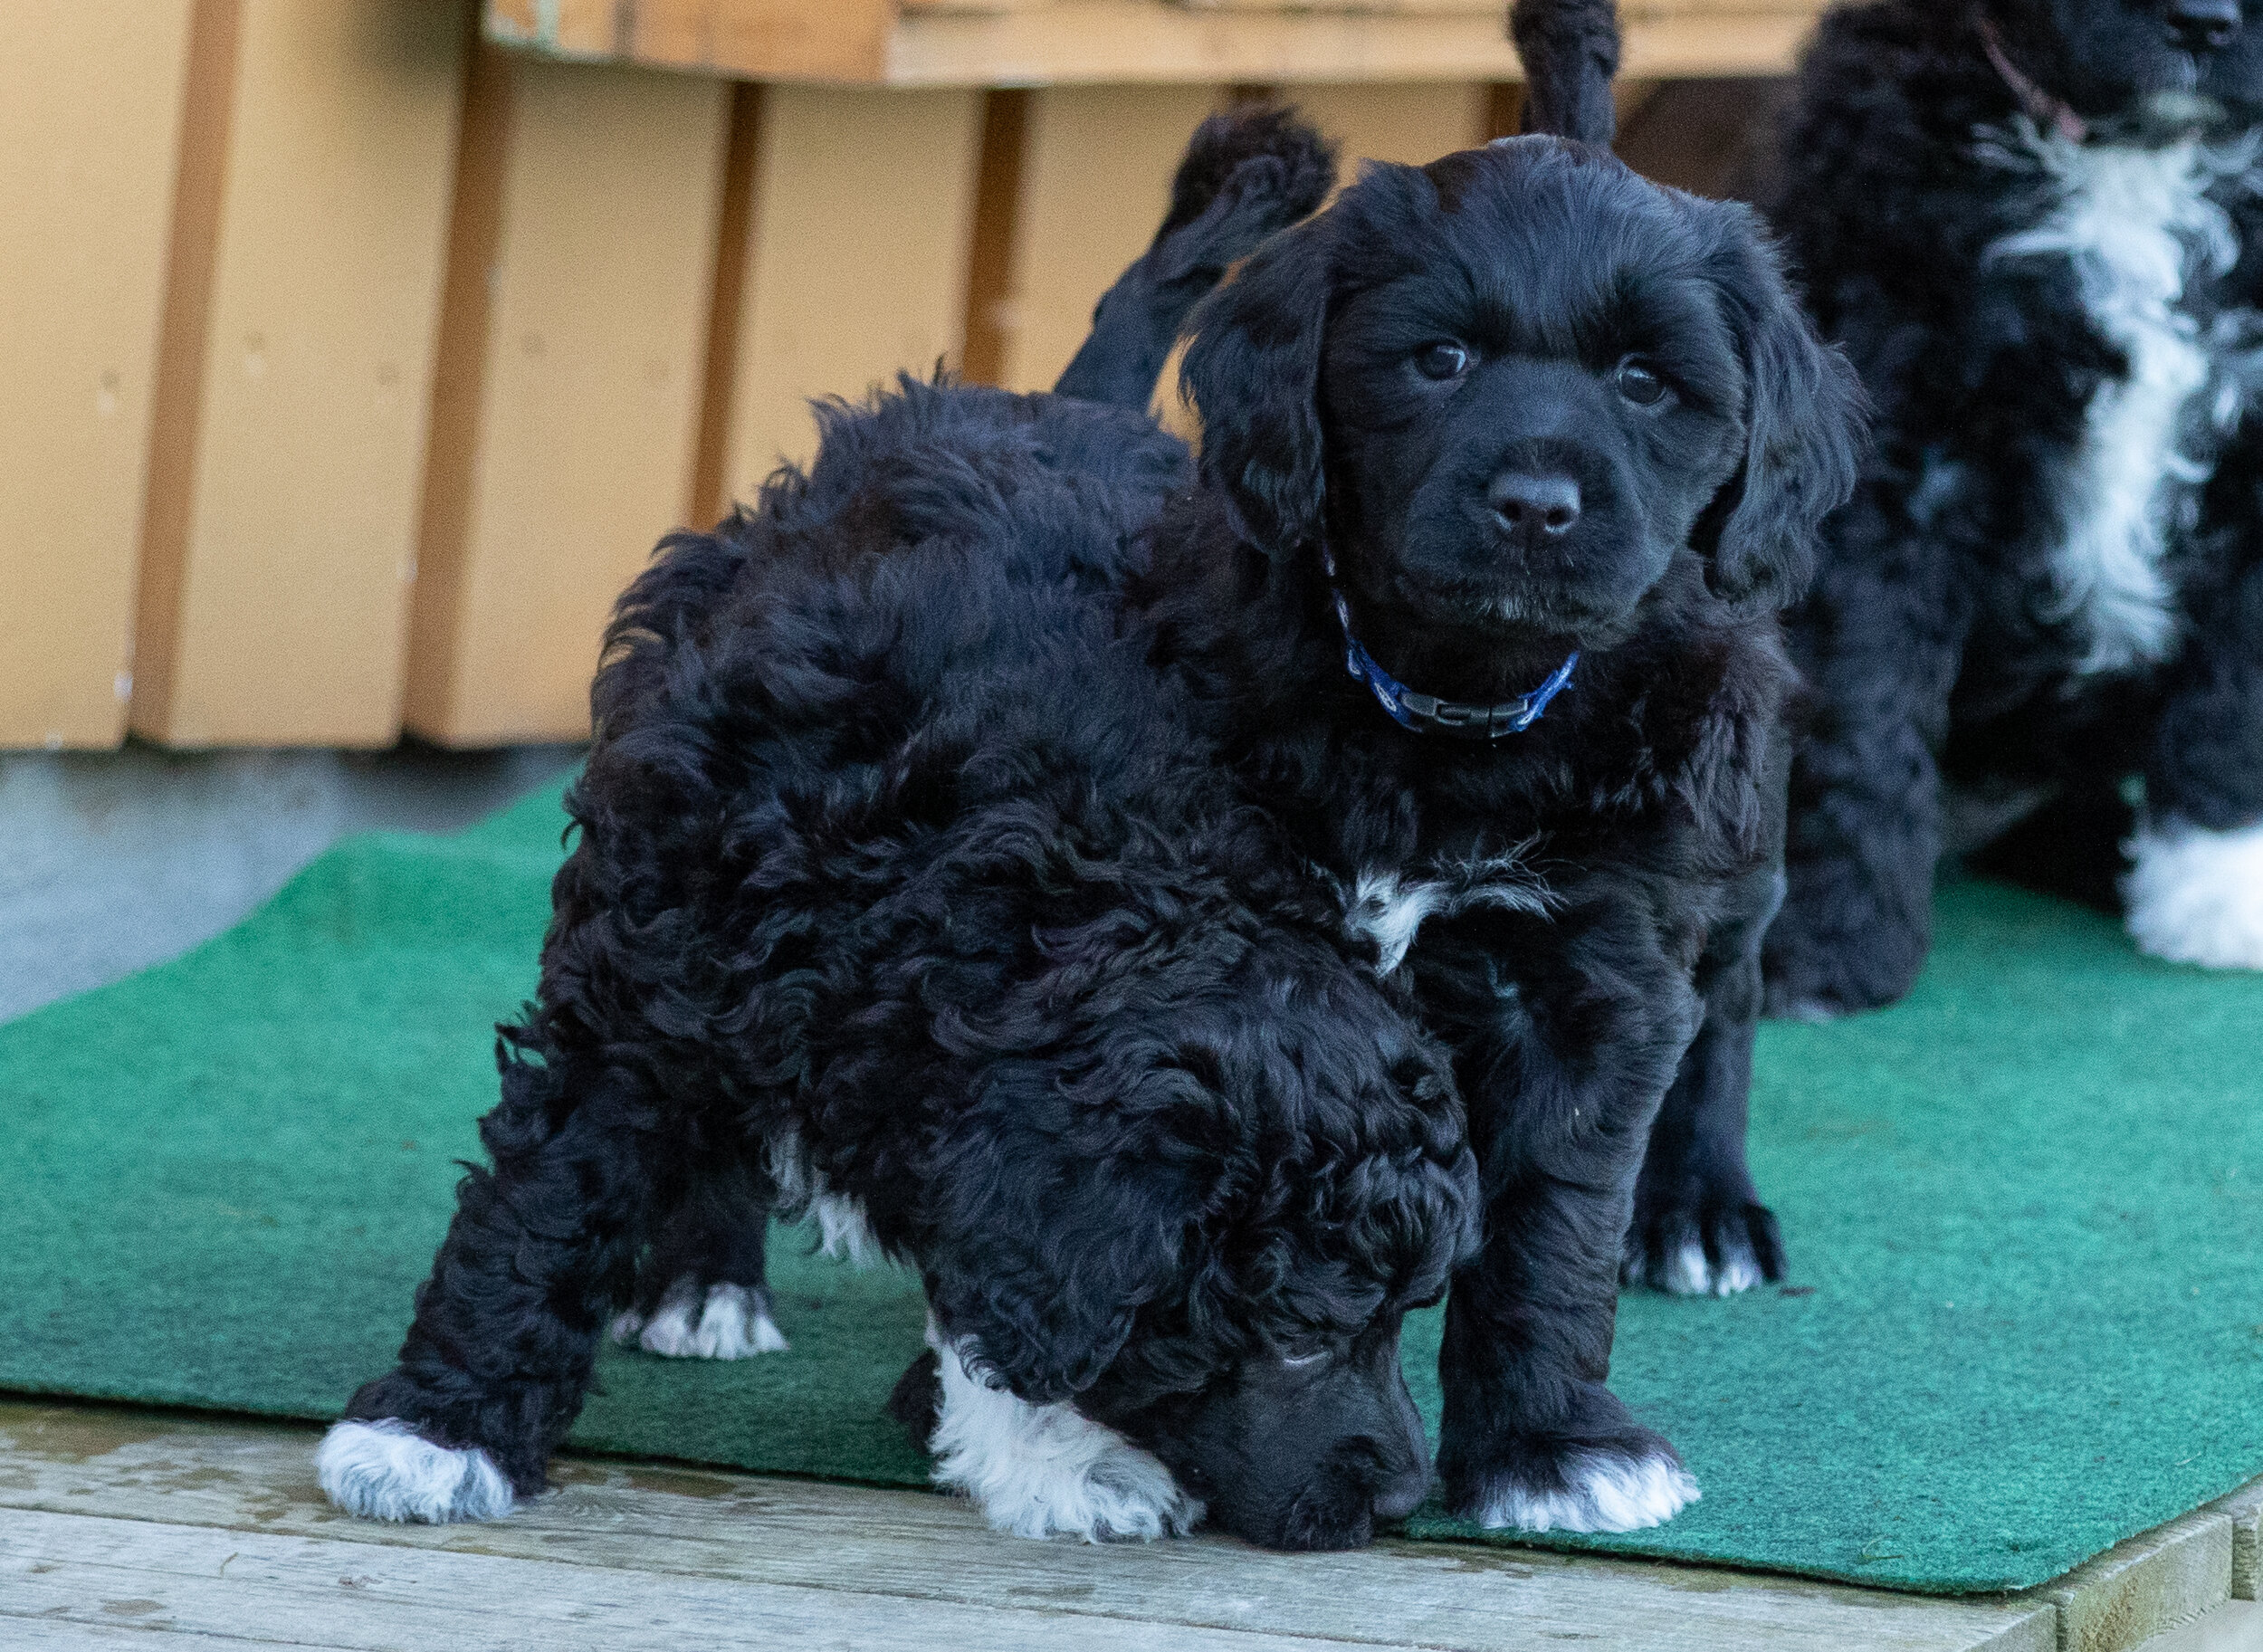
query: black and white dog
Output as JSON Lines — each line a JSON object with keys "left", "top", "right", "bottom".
{"left": 1762, "top": 0, "right": 2263, "bottom": 1015}
{"left": 320, "top": 117, "right": 1482, "bottom": 1556}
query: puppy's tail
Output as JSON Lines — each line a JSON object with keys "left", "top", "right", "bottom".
{"left": 1053, "top": 103, "right": 1335, "bottom": 411}
{"left": 1509, "top": 0, "right": 1622, "bottom": 148}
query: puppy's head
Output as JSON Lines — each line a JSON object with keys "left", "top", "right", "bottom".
{"left": 1981, "top": 0, "right": 2263, "bottom": 119}
{"left": 919, "top": 959, "right": 1478, "bottom": 1551}
{"left": 1183, "top": 138, "right": 1862, "bottom": 641}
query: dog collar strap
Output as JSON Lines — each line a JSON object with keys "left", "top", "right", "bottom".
{"left": 1322, "top": 558, "right": 1577, "bottom": 740}
{"left": 1979, "top": 19, "right": 2088, "bottom": 144}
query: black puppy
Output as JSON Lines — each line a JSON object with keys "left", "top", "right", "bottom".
{"left": 1762, "top": 0, "right": 2263, "bottom": 1015}
{"left": 1132, "top": 27, "right": 1863, "bottom": 1525}
{"left": 319, "top": 118, "right": 1480, "bottom": 1555}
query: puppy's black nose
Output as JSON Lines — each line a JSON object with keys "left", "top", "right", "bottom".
{"left": 1489, "top": 471, "right": 1581, "bottom": 539}
{"left": 2166, "top": 0, "right": 2241, "bottom": 53}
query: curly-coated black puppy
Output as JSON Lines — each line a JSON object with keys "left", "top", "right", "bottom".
{"left": 319, "top": 113, "right": 1481, "bottom": 1556}
{"left": 1762, "top": 0, "right": 2263, "bottom": 1016}
{"left": 1127, "top": 29, "right": 1862, "bottom": 1526}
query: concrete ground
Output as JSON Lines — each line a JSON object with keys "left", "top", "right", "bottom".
{"left": 0, "top": 741, "right": 579, "bottom": 1025}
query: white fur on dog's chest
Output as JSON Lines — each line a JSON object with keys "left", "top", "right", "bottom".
{"left": 1984, "top": 127, "right": 2261, "bottom": 674}
{"left": 1337, "top": 847, "right": 1552, "bottom": 975}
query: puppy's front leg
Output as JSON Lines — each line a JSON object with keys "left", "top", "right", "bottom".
{"left": 318, "top": 1030, "right": 656, "bottom": 1523}
{"left": 1419, "top": 900, "right": 1704, "bottom": 1533}
{"left": 1624, "top": 767, "right": 1790, "bottom": 1297}
{"left": 2130, "top": 553, "right": 2263, "bottom": 969}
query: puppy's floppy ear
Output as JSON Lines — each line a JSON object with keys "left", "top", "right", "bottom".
{"left": 921, "top": 1089, "right": 1207, "bottom": 1404}
{"left": 1697, "top": 208, "right": 1867, "bottom": 608}
{"left": 1179, "top": 214, "right": 1337, "bottom": 555}
{"left": 1510, "top": 0, "right": 1622, "bottom": 147}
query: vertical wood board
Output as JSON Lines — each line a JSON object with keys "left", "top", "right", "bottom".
{"left": 720, "top": 85, "right": 984, "bottom": 504}
{"left": 1291, "top": 81, "right": 1490, "bottom": 173}
{"left": 405, "top": 58, "right": 727, "bottom": 745}
{"left": 996, "top": 82, "right": 1222, "bottom": 393}
{"left": 133, "top": 0, "right": 468, "bottom": 748}
{"left": 0, "top": 1, "right": 196, "bottom": 749}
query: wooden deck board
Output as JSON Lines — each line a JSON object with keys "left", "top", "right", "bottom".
{"left": 0, "top": 1399, "right": 2059, "bottom": 1651}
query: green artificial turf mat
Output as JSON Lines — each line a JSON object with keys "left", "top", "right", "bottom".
{"left": 4, "top": 778, "right": 2260, "bottom": 1593}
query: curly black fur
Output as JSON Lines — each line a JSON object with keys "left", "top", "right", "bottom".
{"left": 1761, "top": 0, "right": 2263, "bottom": 1014}
{"left": 1148, "top": 135, "right": 1861, "bottom": 1524}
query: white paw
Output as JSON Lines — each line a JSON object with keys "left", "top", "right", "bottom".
{"left": 926, "top": 1325, "right": 1201, "bottom": 1542}
{"left": 614, "top": 1279, "right": 789, "bottom": 1359}
{"left": 2125, "top": 821, "right": 2263, "bottom": 969}
{"left": 316, "top": 1419, "right": 513, "bottom": 1523}
{"left": 1474, "top": 1450, "right": 1699, "bottom": 1534}
{"left": 1659, "top": 1239, "right": 1762, "bottom": 1298}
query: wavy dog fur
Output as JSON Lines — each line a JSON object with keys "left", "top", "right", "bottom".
{"left": 1762, "top": 0, "right": 2263, "bottom": 1008}
{"left": 323, "top": 110, "right": 1478, "bottom": 1556}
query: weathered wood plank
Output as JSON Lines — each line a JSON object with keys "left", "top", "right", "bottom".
{"left": 0, "top": 1508, "right": 1360, "bottom": 1652}
{"left": 0, "top": 1402, "right": 2055, "bottom": 1652}
{"left": 2044, "top": 1505, "right": 2237, "bottom": 1652}
{"left": 2213, "top": 1480, "right": 2263, "bottom": 1602}
{"left": 2130, "top": 1599, "right": 2263, "bottom": 1651}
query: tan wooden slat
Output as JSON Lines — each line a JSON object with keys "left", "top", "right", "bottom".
{"left": 0, "top": 1, "right": 195, "bottom": 750}
{"left": 485, "top": 0, "right": 1826, "bottom": 82}
{"left": 716, "top": 84, "right": 985, "bottom": 503}
{"left": 402, "top": 55, "right": 728, "bottom": 746}
{"left": 487, "top": 0, "right": 897, "bottom": 81}
{"left": 1291, "top": 80, "right": 1490, "bottom": 170}
{"left": 984, "top": 83, "right": 1224, "bottom": 393}
{"left": 130, "top": 0, "right": 469, "bottom": 749}
{"left": 0, "top": 1403, "right": 2057, "bottom": 1652}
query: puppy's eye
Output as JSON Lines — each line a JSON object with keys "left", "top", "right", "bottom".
{"left": 1414, "top": 341, "right": 1470, "bottom": 381}
{"left": 1280, "top": 1346, "right": 1331, "bottom": 1370}
{"left": 1614, "top": 358, "right": 1668, "bottom": 406}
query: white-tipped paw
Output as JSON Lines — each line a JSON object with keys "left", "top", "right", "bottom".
{"left": 1658, "top": 1239, "right": 1762, "bottom": 1297}
{"left": 2125, "top": 822, "right": 2263, "bottom": 969}
{"left": 317, "top": 1419, "right": 513, "bottom": 1523}
{"left": 1473, "top": 1450, "right": 1699, "bottom": 1534}
{"left": 611, "top": 1279, "right": 789, "bottom": 1360}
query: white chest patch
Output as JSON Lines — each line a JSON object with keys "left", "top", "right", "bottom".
{"left": 1984, "top": 126, "right": 2261, "bottom": 674}
{"left": 923, "top": 1321, "right": 1202, "bottom": 1542}
{"left": 1338, "top": 845, "right": 1552, "bottom": 975}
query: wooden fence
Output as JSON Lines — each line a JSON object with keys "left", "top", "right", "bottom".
{"left": 1, "top": 0, "right": 1821, "bottom": 750}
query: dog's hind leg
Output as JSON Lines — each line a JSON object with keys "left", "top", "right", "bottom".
{"left": 1051, "top": 103, "right": 1334, "bottom": 410}
{"left": 610, "top": 1155, "right": 790, "bottom": 1359}
{"left": 318, "top": 1036, "right": 657, "bottom": 1523}
{"left": 1621, "top": 861, "right": 1787, "bottom": 1297}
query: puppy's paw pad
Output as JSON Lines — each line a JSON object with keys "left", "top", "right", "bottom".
{"left": 317, "top": 1419, "right": 513, "bottom": 1523}
{"left": 1472, "top": 1449, "right": 1698, "bottom": 1534}
{"left": 2126, "top": 823, "right": 2263, "bottom": 970}
{"left": 632, "top": 1279, "right": 789, "bottom": 1359}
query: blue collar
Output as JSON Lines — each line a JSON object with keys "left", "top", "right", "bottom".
{"left": 1322, "top": 552, "right": 1579, "bottom": 740}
